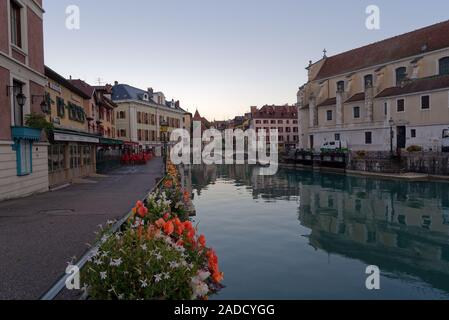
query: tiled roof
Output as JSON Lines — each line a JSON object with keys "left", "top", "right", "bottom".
{"left": 376, "top": 75, "right": 449, "bottom": 98}
{"left": 45, "top": 66, "right": 91, "bottom": 99}
{"left": 317, "top": 97, "right": 336, "bottom": 107}
{"left": 69, "top": 79, "right": 95, "bottom": 97}
{"left": 252, "top": 105, "right": 297, "bottom": 119}
{"left": 345, "top": 92, "right": 365, "bottom": 103}
{"left": 315, "top": 20, "right": 449, "bottom": 80}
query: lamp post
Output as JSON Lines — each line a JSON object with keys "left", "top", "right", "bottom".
{"left": 160, "top": 119, "right": 169, "bottom": 173}
{"left": 389, "top": 118, "right": 395, "bottom": 157}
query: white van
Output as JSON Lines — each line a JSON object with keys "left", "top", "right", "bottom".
{"left": 321, "top": 140, "right": 348, "bottom": 152}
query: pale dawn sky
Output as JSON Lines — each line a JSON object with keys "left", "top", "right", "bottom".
{"left": 43, "top": 0, "right": 449, "bottom": 120}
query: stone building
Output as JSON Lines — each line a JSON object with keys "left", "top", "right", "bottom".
{"left": 251, "top": 105, "right": 299, "bottom": 151}
{"left": 297, "top": 20, "right": 449, "bottom": 152}
{"left": 112, "top": 83, "right": 186, "bottom": 154}
{"left": 0, "top": 0, "right": 49, "bottom": 200}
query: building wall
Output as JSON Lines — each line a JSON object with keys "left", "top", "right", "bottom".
{"left": 0, "top": 0, "right": 48, "bottom": 201}
{"left": 45, "top": 78, "right": 89, "bottom": 132}
{"left": 0, "top": 142, "right": 49, "bottom": 201}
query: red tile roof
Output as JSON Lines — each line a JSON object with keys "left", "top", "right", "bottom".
{"left": 315, "top": 20, "right": 449, "bottom": 80}
{"left": 69, "top": 79, "right": 95, "bottom": 97}
{"left": 317, "top": 97, "right": 336, "bottom": 107}
{"left": 376, "top": 75, "right": 449, "bottom": 98}
{"left": 252, "top": 105, "right": 297, "bottom": 119}
{"left": 345, "top": 92, "right": 365, "bottom": 103}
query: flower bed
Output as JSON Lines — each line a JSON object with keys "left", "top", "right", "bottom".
{"left": 82, "top": 162, "right": 223, "bottom": 300}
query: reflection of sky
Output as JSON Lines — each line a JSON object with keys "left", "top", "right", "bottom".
{"left": 43, "top": 0, "right": 449, "bottom": 120}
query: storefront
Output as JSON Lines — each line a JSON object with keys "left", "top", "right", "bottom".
{"left": 96, "top": 138, "right": 124, "bottom": 173}
{"left": 48, "top": 129, "right": 99, "bottom": 187}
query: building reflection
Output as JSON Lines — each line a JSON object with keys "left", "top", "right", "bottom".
{"left": 189, "top": 164, "right": 449, "bottom": 293}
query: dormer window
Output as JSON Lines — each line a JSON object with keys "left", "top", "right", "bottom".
{"left": 364, "top": 74, "right": 373, "bottom": 89}
{"left": 439, "top": 57, "right": 449, "bottom": 75}
{"left": 142, "top": 93, "right": 149, "bottom": 101}
{"left": 337, "top": 81, "right": 345, "bottom": 92}
{"left": 396, "top": 67, "right": 407, "bottom": 86}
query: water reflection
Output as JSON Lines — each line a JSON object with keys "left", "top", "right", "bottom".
{"left": 184, "top": 164, "right": 449, "bottom": 298}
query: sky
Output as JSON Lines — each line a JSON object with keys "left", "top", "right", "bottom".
{"left": 43, "top": 0, "right": 449, "bottom": 121}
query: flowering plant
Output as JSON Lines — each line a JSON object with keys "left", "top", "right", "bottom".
{"left": 82, "top": 162, "right": 223, "bottom": 300}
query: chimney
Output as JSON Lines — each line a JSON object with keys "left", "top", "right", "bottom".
{"left": 175, "top": 100, "right": 180, "bottom": 108}
{"left": 148, "top": 87, "right": 154, "bottom": 95}
{"left": 114, "top": 81, "right": 119, "bottom": 86}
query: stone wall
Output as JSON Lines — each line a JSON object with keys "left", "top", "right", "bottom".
{"left": 403, "top": 152, "right": 449, "bottom": 175}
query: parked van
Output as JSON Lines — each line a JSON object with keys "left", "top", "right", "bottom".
{"left": 321, "top": 140, "right": 348, "bottom": 152}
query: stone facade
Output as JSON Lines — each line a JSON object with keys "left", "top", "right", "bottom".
{"left": 297, "top": 21, "right": 449, "bottom": 153}
{"left": 0, "top": 0, "right": 48, "bottom": 201}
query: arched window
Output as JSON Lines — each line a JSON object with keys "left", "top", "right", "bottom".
{"left": 337, "top": 81, "right": 345, "bottom": 92}
{"left": 396, "top": 67, "right": 407, "bottom": 86}
{"left": 439, "top": 57, "right": 449, "bottom": 75}
{"left": 364, "top": 74, "right": 373, "bottom": 89}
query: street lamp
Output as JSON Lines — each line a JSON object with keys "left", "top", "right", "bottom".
{"left": 160, "top": 119, "right": 169, "bottom": 173}
{"left": 389, "top": 118, "right": 395, "bottom": 156}
{"left": 32, "top": 94, "right": 50, "bottom": 114}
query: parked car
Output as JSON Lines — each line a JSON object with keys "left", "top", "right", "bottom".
{"left": 321, "top": 140, "right": 348, "bottom": 152}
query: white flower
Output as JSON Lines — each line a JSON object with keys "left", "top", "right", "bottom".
{"left": 110, "top": 258, "right": 123, "bottom": 267}
{"left": 141, "top": 244, "right": 148, "bottom": 251}
{"left": 106, "top": 220, "right": 116, "bottom": 226}
{"left": 191, "top": 278, "right": 209, "bottom": 299}
{"left": 100, "top": 271, "right": 107, "bottom": 280}
{"left": 118, "top": 294, "right": 124, "bottom": 300}
{"left": 94, "top": 259, "right": 104, "bottom": 266}
{"left": 154, "top": 253, "right": 162, "bottom": 261}
{"left": 140, "top": 279, "right": 148, "bottom": 288}
{"left": 198, "top": 270, "right": 211, "bottom": 281}
{"left": 169, "top": 261, "right": 179, "bottom": 269}
{"left": 101, "top": 235, "right": 109, "bottom": 243}
{"left": 154, "top": 274, "right": 163, "bottom": 283}
{"left": 163, "top": 272, "right": 170, "bottom": 280}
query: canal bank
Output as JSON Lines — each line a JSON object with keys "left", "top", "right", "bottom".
{"left": 280, "top": 162, "right": 449, "bottom": 183}
{"left": 0, "top": 158, "right": 164, "bottom": 300}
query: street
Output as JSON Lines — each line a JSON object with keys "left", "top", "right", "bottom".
{"left": 0, "top": 158, "right": 163, "bottom": 300}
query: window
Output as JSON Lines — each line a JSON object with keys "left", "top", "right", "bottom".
{"left": 255, "top": 120, "right": 261, "bottom": 124}
{"left": 118, "top": 111, "right": 126, "bottom": 119}
{"left": 70, "top": 145, "right": 81, "bottom": 169}
{"left": 278, "top": 120, "right": 283, "bottom": 124}
{"left": 396, "top": 67, "right": 407, "bottom": 86}
{"left": 326, "top": 110, "right": 333, "bottom": 121}
{"left": 48, "top": 144, "right": 65, "bottom": 173}
{"left": 12, "top": 80, "right": 24, "bottom": 126}
{"left": 16, "top": 140, "right": 32, "bottom": 176}
{"left": 56, "top": 97, "right": 65, "bottom": 118}
{"left": 397, "top": 99, "right": 405, "bottom": 112}
{"left": 10, "top": 1, "right": 22, "bottom": 48}
{"left": 337, "top": 81, "right": 345, "bottom": 92}
{"left": 293, "top": 127, "right": 298, "bottom": 133}
{"left": 364, "top": 74, "right": 373, "bottom": 89}
{"left": 411, "top": 129, "right": 417, "bottom": 138}
{"left": 353, "top": 106, "right": 360, "bottom": 119}
{"left": 365, "top": 132, "right": 372, "bottom": 144}
{"left": 384, "top": 102, "right": 388, "bottom": 116}
{"left": 439, "top": 57, "right": 449, "bottom": 75}
{"left": 335, "top": 133, "right": 341, "bottom": 141}
{"left": 286, "top": 127, "right": 291, "bottom": 133}
{"left": 263, "top": 120, "right": 269, "bottom": 124}
{"left": 270, "top": 120, "right": 276, "bottom": 124}
{"left": 83, "top": 146, "right": 91, "bottom": 166}
{"left": 421, "top": 95, "right": 430, "bottom": 110}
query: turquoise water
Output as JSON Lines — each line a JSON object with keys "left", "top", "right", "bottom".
{"left": 188, "top": 165, "right": 449, "bottom": 300}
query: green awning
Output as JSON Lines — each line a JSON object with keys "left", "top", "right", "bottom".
{"left": 99, "top": 138, "right": 124, "bottom": 145}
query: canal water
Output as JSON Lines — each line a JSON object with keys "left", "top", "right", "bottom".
{"left": 186, "top": 165, "right": 449, "bottom": 300}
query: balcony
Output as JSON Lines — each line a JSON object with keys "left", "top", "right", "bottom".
{"left": 11, "top": 126, "right": 42, "bottom": 142}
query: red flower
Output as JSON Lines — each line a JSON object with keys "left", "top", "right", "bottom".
{"left": 198, "top": 235, "right": 206, "bottom": 247}
{"left": 136, "top": 200, "right": 144, "bottom": 208}
{"left": 138, "top": 206, "right": 148, "bottom": 218}
{"left": 155, "top": 218, "right": 165, "bottom": 228}
{"left": 163, "top": 221, "right": 175, "bottom": 235}
{"left": 163, "top": 213, "right": 170, "bottom": 221}
{"left": 212, "top": 271, "right": 224, "bottom": 283}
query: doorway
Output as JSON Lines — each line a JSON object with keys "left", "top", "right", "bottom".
{"left": 397, "top": 126, "right": 406, "bottom": 149}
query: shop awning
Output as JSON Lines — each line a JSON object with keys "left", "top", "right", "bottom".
{"left": 53, "top": 129, "right": 100, "bottom": 144}
{"left": 100, "top": 138, "right": 124, "bottom": 146}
